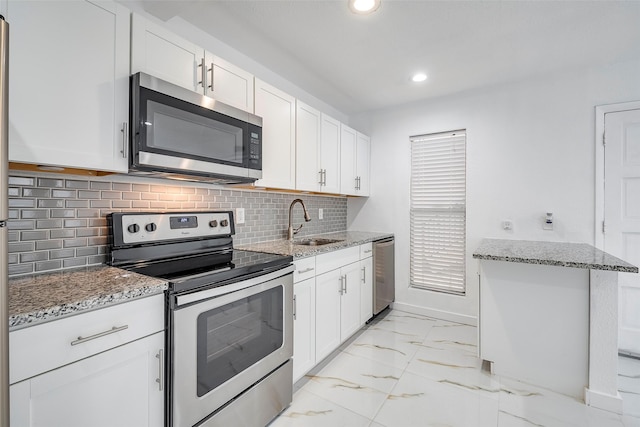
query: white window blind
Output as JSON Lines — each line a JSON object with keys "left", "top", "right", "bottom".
{"left": 410, "top": 130, "right": 466, "bottom": 295}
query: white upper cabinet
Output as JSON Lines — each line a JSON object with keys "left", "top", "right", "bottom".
{"left": 320, "top": 114, "right": 342, "bottom": 194}
{"left": 340, "top": 125, "right": 358, "bottom": 195}
{"left": 254, "top": 79, "right": 296, "bottom": 190}
{"left": 131, "top": 14, "right": 204, "bottom": 93}
{"left": 204, "top": 53, "right": 254, "bottom": 113}
{"left": 131, "top": 14, "right": 254, "bottom": 112}
{"left": 340, "top": 124, "right": 370, "bottom": 196}
{"left": 356, "top": 132, "right": 371, "bottom": 196}
{"left": 295, "top": 101, "right": 321, "bottom": 192}
{"left": 296, "top": 104, "right": 342, "bottom": 194}
{"left": 8, "top": 0, "right": 130, "bottom": 172}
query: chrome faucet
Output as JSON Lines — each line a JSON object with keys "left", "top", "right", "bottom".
{"left": 287, "top": 198, "right": 311, "bottom": 240}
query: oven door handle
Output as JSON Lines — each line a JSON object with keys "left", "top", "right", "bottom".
{"left": 175, "top": 264, "right": 295, "bottom": 307}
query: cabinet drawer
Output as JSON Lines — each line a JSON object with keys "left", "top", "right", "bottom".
{"left": 294, "top": 257, "right": 316, "bottom": 283}
{"left": 10, "top": 294, "right": 165, "bottom": 384}
{"left": 316, "top": 246, "right": 360, "bottom": 275}
{"left": 360, "top": 243, "right": 373, "bottom": 259}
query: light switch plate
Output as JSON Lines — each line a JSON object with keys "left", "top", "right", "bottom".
{"left": 236, "top": 208, "right": 245, "bottom": 224}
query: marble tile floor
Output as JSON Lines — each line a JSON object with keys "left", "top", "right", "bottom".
{"left": 270, "top": 309, "right": 640, "bottom": 427}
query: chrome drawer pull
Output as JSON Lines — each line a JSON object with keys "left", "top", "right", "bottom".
{"left": 70, "top": 325, "right": 129, "bottom": 346}
{"left": 297, "top": 267, "right": 314, "bottom": 274}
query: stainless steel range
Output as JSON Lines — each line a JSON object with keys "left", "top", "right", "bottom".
{"left": 108, "top": 211, "right": 293, "bottom": 427}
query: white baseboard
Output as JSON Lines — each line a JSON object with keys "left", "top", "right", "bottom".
{"left": 584, "top": 388, "right": 623, "bottom": 414}
{"left": 391, "top": 302, "right": 477, "bottom": 326}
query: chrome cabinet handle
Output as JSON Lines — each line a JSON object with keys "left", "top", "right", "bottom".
{"left": 297, "top": 267, "right": 314, "bottom": 274}
{"left": 70, "top": 325, "right": 129, "bottom": 346}
{"left": 361, "top": 266, "right": 366, "bottom": 283}
{"left": 318, "top": 169, "right": 323, "bottom": 185}
{"left": 198, "top": 57, "right": 206, "bottom": 90}
{"left": 344, "top": 275, "right": 348, "bottom": 294}
{"left": 364, "top": 249, "right": 372, "bottom": 254}
{"left": 156, "top": 349, "right": 164, "bottom": 391}
{"left": 208, "top": 62, "right": 214, "bottom": 91}
{"left": 339, "top": 275, "right": 344, "bottom": 295}
{"left": 322, "top": 169, "right": 327, "bottom": 186}
{"left": 120, "top": 122, "right": 127, "bottom": 158}
{"left": 293, "top": 295, "right": 297, "bottom": 320}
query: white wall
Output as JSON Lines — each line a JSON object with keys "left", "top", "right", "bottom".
{"left": 347, "top": 59, "right": 640, "bottom": 324}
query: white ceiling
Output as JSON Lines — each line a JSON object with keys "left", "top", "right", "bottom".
{"left": 136, "top": 0, "right": 640, "bottom": 116}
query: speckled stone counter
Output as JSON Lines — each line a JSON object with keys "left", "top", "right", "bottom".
{"left": 236, "top": 231, "right": 393, "bottom": 258}
{"left": 472, "top": 239, "right": 638, "bottom": 273}
{"left": 9, "top": 265, "right": 168, "bottom": 330}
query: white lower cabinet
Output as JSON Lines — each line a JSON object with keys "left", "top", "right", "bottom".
{"left": 360, "top": 245, "right": 374, "bottom": 325}
{"left": 10, "top": 332, "right": 164, "bottom": 427}
{"left": 315, "top": 246, "right": 363, "bottom": 363}
{"left": 293, "top": 277, "right": 316, "bottom": 382}
{"left": 315, "top": 268, "right": 343, "bottom": 362}
{"left": 9, "top": 294, "right": 165, "bottom": 426}
{"left": 292, "top": 243, "right": 374, "bottom": 381}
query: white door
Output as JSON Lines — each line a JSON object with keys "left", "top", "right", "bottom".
{"left": 293, "top": 278, "right": 316, "bottom": 382}
{"left": 604, "top": 108, "right": 640, "bottom": 356}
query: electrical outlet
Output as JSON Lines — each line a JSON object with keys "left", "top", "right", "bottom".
{"left": 318, "top": 208, "right": 323, "bottom": 220}
{"left": 236, "top": 208, "right": 245, "bottom": 224}
{"left": 502, "top": 220, "right": 513, "bottom": 231}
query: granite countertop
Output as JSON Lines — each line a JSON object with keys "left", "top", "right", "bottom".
{"left": 9, "top": 265, "right": 168, "bottom": 330}
{"left": 236, "top": 231, "right": 394, "bottom": 259}
{"left": 472, "top": 238, "right": 639, "bottom": 273}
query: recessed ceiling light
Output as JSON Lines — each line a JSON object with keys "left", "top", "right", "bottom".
{"left": 412, "top": 73, "right": 428, "bottom": 83}
{"left": 349, "top": 0, "right": 381, "bottom": 14}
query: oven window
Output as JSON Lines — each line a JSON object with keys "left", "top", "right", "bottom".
{"left": 146, "top": 100, "right": 244, "bottom": 164}
{"left": 196, "top": 286, "right": 283, "bottom": 397}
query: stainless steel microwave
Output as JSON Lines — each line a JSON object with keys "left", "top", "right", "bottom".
{"left": 129, "top": 72, "right": 262, "bottom": 184}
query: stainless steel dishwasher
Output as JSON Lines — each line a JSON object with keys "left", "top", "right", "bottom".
{"left": 373, "top": 237, "right": 395, "bottom": 315}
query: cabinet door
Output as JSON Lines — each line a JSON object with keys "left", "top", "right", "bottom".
{"left": 340, "top": 124, "right": 358, "bottom": 196}
{"left": 340, "top": 262, "right": 362, "bottom": 341}
{"left": 8, "top": 0, "right": 130, "bottom": 172}
{"left": 296, "top": 101, "right": 321, "bottom": 192}
{"left": 254, "top": 79, "right": 296, "bottom": 190}
{"left": 356, "top": 132, "right": 371, "bottom": 196}
{"left": 320, "top": 114, "right": 341, "bottom": 194}
{"left": 293, "top": 278, "right": 316, "bottom": 382}
{"left": 360, "top": 257, "right": 374, "bottom": 325}
{"left": 131, "top": 14, "right": 205, "bottom": 93}
{"left": 315, "top": 269, "right": 342, "bottom": 362}
{"left": 204, "top": 52, "right": 254, "bottom": 112}
{"left": 10, "top": 332, "right": 164, "bottom": 427}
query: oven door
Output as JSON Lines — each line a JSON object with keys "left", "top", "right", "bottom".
{"left": 171, "top": 265, "right": 293, "bottom": 427}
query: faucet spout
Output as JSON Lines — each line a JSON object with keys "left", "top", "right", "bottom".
{"left": 288, "top": 199, "right": 312, "bottom": 240}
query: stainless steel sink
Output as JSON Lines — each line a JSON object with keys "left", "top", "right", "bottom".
{"left": 292, "top": 238, "right": 343, "bottom": 246}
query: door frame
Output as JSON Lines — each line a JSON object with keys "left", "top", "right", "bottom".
{"left": 594, "top": 100, "right": 640, "bottom": 249}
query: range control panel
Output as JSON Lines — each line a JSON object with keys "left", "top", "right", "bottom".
{"left": 114, "top": 211, "right": 234, "bottom": 245}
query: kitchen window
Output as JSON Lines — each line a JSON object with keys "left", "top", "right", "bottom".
{"left": 410, "top": 130, "right": 466, "bottom": 295}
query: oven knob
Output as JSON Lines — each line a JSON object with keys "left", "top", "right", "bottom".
{"left": 220, "top": 219, "right": 229, "bottom": 227}
{"left": 127, "top": 223, "right": 140, "bottom": 233}
{"left": 209, "top": 220, "right": 218, "bottom": 228}
{"left": 145, "top": 223, "right": 157, "bottom": 232}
